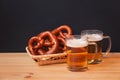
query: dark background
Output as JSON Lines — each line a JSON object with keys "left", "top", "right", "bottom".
{"left": 0, "top": 0, "right": 120, "bottom": 52}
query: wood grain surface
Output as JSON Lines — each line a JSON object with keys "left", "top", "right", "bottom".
{"left": 0, "top": 52, "right": 120, "bottom": 80}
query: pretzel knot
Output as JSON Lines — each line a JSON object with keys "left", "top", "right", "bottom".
{"left": 28, "top": 25, "right": 73, "bottom": 55}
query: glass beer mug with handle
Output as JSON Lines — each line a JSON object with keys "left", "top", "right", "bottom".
{"left": 65, "top": 35, "right": 97, "bottom": 71}
{"left": 81, "top": 29, "right": 112, "bottom": 64}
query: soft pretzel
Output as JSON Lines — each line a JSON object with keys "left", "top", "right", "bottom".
{"left": 52, "top": 25, "right": 72, "bottom": 38}
{"left": 28, "top": 25, "right": 73, "bottom": 55}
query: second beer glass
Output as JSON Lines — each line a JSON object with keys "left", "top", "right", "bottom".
{"left": 81, "top": 30, "right": 112, "bottom": 64}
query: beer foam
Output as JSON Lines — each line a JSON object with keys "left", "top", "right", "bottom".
{"left": 66, "top": 39, "right": 88, "bottom": 47}
{"left": 85, "top": 34, "right": 103, "bottom": 41}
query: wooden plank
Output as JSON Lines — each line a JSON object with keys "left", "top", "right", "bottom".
{"left": 0, "top": 52, "right": 120, "bottom": 80}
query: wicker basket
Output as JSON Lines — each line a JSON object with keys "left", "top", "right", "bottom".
{"left": 26, "top": 47, "right": 67, "bottom": 65}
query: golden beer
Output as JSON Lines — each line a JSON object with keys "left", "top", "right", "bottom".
{"left": 81, "top": 29, "right": 112, "bottom": 64}
{"left": 66, "top": 37, "right": 88, "bottom": 71}
{"left": 84, "top": 34, "right": 103, "bottom": 64}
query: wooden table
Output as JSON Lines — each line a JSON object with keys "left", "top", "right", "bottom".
{"left": 0, "top": 52, "right": 120, "bottom": 80}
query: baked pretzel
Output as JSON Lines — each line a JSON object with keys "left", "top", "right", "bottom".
{"left": 28, "top": 36, "right": 41, "bottom": 49}
{"left": 37, "top": 31, "right": 58, "bottom": 55}
{"left": 57, "top": 36, "right": 66, "bottom": 52}
{"left": 52, "top": 25, "right": 72, "bottom": 38}
{"left": 28, "top": 25, "right": 73, "bottom": 55}
{"left": 28, "top": 36, "right": 41, "bottom": 55}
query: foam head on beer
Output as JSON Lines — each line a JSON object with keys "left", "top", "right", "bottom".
{"left": 66, "top": 38, "right": 88, "bottom": 48}
{"left": 83, "top": 34, "right": 103, "bottom": 41}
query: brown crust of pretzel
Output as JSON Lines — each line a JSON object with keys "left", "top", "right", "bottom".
{"left": 52, "top": 25, "right": 72, "bottom": 38}
{"left": 28, "top": 25, "right": 72, "bottom": 55}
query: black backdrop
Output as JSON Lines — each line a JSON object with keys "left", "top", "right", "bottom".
{"left": 0, "top": 0, "right": 120, "bottom": 52}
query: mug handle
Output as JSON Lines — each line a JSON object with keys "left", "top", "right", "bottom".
{"left": 103, "top": 36, "right": 112, "bottom": 56}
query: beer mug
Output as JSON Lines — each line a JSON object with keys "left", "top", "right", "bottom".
{"left": 65, "top": 35, "right": 97, "bottom": 71}
{"left": 81, "top": 30, "right": 112, "bottom": 64}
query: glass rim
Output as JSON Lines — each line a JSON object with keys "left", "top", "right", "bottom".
{"left": 65, "top": 35, "right": 87, "bottom": 40}
{"left": 81, "top": 29, "right": 103, "bottom": 35}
